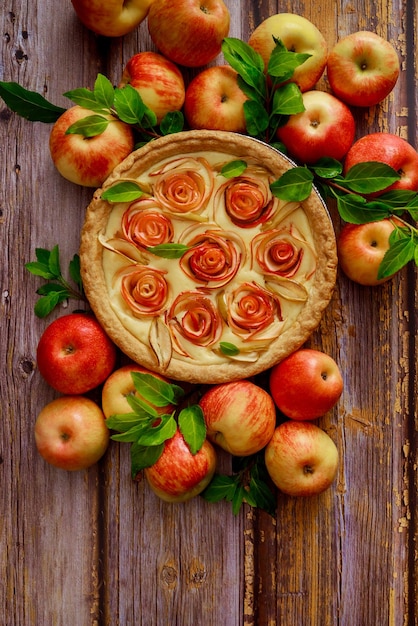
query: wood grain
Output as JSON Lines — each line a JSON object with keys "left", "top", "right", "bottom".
{"left": 0, "top": 1, "right": 416, "bottom": 624}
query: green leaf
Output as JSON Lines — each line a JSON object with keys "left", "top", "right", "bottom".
{"left": 310, "top": 157, "right": 343, "bottom": 179}
{"left": 131, "top": 441, "right": 164, "bottom": 475}
{"left": 69, "top": 254, "right": 83, "bottom": 291}
{"left": 201, "top": 475, "right": 238, "bottom": 503}
{"left": 178, "top": 405, "right": 206, "bottom": 455}
{"left": 222, "top": 38, "right": 266, "bottom": 97}
{"left": 65, "top": 114, "right": 109, "bottom": 137}
{"left": 219, "top": 342, "right": 240, "bottom": 356}
{"left": 147, "top": 243, "right": 189, "bottom": 259}
{"left": 36, "top": 283, "right": 68, "bottom": 296}
{"left": 114, "top": 84, "right": 148, "bottom": 125}
{"left": 34, "top": 293, "right": 61, "bottom": 318}
{"left": 63, "top": 87, "right": 108, "bottom": 113}
{"left": 232, "top": 484, "right": 246, "bottom": 515}
{"left": 131, "top": 372, "right": 184, "bottom": 407}
{"left": 271, "top": 82, "right": 305, "bottom": 116}
{"left": 377, "top": 234, "right": 417, "bottom": 279}
{"left": 48, "top": 244, "right": 61, "bottom": 277}
{"left": 270, "top": 167, "right": 314, "bottom": 201}
{"left": 160, "top": 110, "right": 184, "bottom": 135}
{"left": 343, "top": 161, "right": 400, "bottom": 194}
{"left": 106, "top": 412, "right": 145, "bottom": 433}
{"left": 220, "top": 160, "right": 247, "bottom": 178}
{"left": 101, "top": 181, "right": 145, "bottom": 203}
{"left": 247, "top": 463, "right": 276, "bottom": 516}
{"left": 125, "top": 393, "right": 159, "bottom": 418}
{"left": 268, "top": 49, "right": 311, "bottom": 82}
{"left": 137, "top": 414, "right": 177, "bottom": 446}
{"left": 336, "top": 193, "right": 391, "bottom": 224}
{"left": 244, "top": 100, "right": 269, "bottom": 136}
{"left": 111, "top": 422, "right": 151, "bottom": 443}
{"left": 93, "top": 73, "right": 115, "bottom": 109}
{"left": 378, "top": 189, "right": 418, "bottom": 208}
{"left": 0, "top": 81, "right": 66, "bottom": 123}
{"left": 25, "top": 261, "right": 56, "bottom": 280}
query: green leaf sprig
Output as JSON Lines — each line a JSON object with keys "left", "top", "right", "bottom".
{"left": 105, "top": 372, "right": 207, "bottom": 477}
{"left": 25, "top": 245, "right": 86, "bottom": 317}
{"left": 0, "top": 73, "right": 184, "bottom": 142}
{"left": 270, "top": 158, "right": 418, "bottom": 280}
{"left": 201, "top": 453, "right": 276, "bottom": 516}
{"left": 222, "top": 37, "right": 308, "bottom": 144}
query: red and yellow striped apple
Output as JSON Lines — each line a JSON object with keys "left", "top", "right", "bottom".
{"left": 265, "top": 420, "right": 339, "bottom": 496}
{"left": 276, "top": 90, "right": 356, "bottom": 164}
{"left": 248, "top": 13, "right": 328, "bottom": 92}
{"left": 326, "top": 31, "right": 400, "bottom": 107}
{"left": 119, "top": 52, "right": 185, "bottom": 124}
{"left": 199, "top": 380, "right": 277, "bottom": 456}
{"left": 147, "top": 0, "right": 230, "bottom": 68}
{"left": 35, "top": 396, "right": 110, "bottom": 471}
{"left": 144, "top": 429, "right": 217, "bottom": 503}
{"left": 269, "top": 349, "right": 343, "bottom": 420}
{"left": 184, "top": 65, "right": 248, "bottom": 133}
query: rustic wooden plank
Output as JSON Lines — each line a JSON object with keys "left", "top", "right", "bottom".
{"left": 1, "top": 3, "right": 106, "bottom": 625}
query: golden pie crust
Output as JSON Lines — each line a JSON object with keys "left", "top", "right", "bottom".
{"left": 80, "top": 130, "right": 337, "bottom": 384}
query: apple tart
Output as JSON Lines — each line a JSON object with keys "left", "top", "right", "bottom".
{"left": 80, "top": 130, "right": 337, "bottom": 384}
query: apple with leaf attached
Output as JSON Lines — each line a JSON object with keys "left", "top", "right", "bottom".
{"left": 248, "top": 13, "right": 328, "bottom": 92}
{"left": 144, "top": 429, "right": 217, "bottom": 503}
{"left": 337, "top": 218, "right": 403, "bottom": 286}
{"left": 276, "top": 90, "right": 356, "bottom": 164}
{"left": 119, "top": 52, "right": 185, "bottom": 125}
{"left": 49, "top": 105, "right": 134, "bottom": 187}
{"left": 184, "top": 65, "right": 249, "bottom": 133}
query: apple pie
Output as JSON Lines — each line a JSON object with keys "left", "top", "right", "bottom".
{"left": 80, "top": 130, "right": 337, "bottom": 384}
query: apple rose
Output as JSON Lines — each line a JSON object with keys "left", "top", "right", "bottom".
{"left": 216, "top": 170, "right": 277, "bottom": 228}
{"left": 121, "top": 199, "right": 174, "bottom": 248}
{"left": 224, "top": 281, "right": 282, "bottom": 340}
{"left": 150, "top": 156, "right": 214, "bottom": 215}
{"left": 179, "top": 226, "right": 245, "bottom": 288}
{"left": 167, "top": 291, "right": 223, "bottom": 355}
{"left": 251, "top": 225, "right": 317, "bottom": 280}
{"left": 118, "top": 265, "right": 169, "bottom": 317}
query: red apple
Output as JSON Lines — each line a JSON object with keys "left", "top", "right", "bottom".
{"left": 49, "top": 105, "right": 134, "bottom": 187}
{"left": 276, "top": 90, "right": 356, "bottom": 164}
{"left": 337, "top": 219, "right": 399, "bottom": 286}
{"left": 71, "top": 0, "right": 154, "bottom": 37}
{"left": 184, "top": 65, "right": 249, "bottom": 133}
{"left": 119, "top": 52, "right": 185, "bottom": 124}
{"left": 147, "top": 0, "right": 230, "bottom": 68}
{"left": 269, "top": 348, "right": 343, "bottom": 420}
{"left": 34, "top": 396, "right": 110, "bottom": 471}
{"left": 102, "top": 364, "right": 174, "bottom": 418}
{"left": 199, "top": 380, "right": 277, "bottom": 456}
{"left": 327, "top": 31, "right": 400, "bottom": 107}
{"left": 265, "top": 420, "right": 339, "bottom": 496}
{"left": 343, "top": 133, "right": 418, "bottom": 194}
{"left": 144, "top": 429, "right": 217, "bottom": 502}
{"left": 248, "top": 13, "right": 328, "bottom": 92}
{"left": 36, "top": 313, "right": 117, "bottom": 395}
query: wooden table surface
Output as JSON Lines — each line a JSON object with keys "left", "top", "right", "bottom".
{"left": 1, "top": 1, "right": 417, "bottom": 624}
